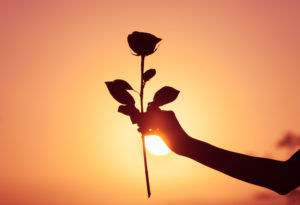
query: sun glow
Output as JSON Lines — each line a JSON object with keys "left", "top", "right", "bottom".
{"left": 145, "top": 135, "right": 171, "bottom": 155}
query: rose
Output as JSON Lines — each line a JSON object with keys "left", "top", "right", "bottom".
{"left": 127, "top": 31, "right": 161, "bottom": 56}
{"left": 106, "top": 31, "right": 179, "bottom": 198}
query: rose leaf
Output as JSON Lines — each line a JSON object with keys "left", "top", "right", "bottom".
{"left": 113, "top": 79, "right": 133, "bottom": 90}
{"left": 105, "top": 81, "right": 135, "bottom": 105}
{"left": 118, "top": 105, "right": 141, "bottom": 124}
{"left": 153, "top": 86, "right": 180, "bottom": 106}
{"left": 143, "top": 69, "right": 156, "bottom": 82}
{"left": 118, "top": 105, "right": 131, "bottom": 116}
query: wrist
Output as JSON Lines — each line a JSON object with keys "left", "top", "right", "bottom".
{"left": 174, "top": 134, "right": 195, "bottom": 156}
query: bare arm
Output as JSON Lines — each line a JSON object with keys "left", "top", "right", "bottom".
{"left": 140, "top": 110, "right": 300, "bottom": 195}
{"left": 182, "top": 136, "right": 300, "bottom": 195}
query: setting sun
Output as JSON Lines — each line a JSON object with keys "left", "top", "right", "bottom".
{"left": 1, "top": 1, "right": 300, "bottom": 204}
{"left": 145, "top": 135, "right": 171, "bottom": 156}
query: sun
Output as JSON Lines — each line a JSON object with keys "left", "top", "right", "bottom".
{"left": 145, "top": 135, "right": 171, "bottom": 155}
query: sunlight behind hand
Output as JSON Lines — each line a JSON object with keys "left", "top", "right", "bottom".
{"left": 145, "top": 135, "right": 171, "bottom": 155}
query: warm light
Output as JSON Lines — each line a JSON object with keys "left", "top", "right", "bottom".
{"left": 145, "top": 135, "right": 171, "bottom": 155}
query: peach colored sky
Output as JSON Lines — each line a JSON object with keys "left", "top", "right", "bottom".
{"left": 0, "top": 0, "right": 299, "bottom": 204}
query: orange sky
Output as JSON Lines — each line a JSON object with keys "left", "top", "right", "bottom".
{"left": 0, "top": 0, "right": 299, "bottom": 204}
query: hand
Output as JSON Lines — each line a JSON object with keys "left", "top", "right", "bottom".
{"left": 138, "top": 109, "right": 191, "bottom": 155}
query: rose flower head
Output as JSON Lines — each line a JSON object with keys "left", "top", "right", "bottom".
{"left": 127, "top": 31, "right": 162, "bottom": 56}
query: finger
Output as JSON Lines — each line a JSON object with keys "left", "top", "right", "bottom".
{"left": 138, "top": 109, "right": 175, "bottom": 130}
{"left": 144, "top": 109, "right": 166, "bottom": 126}
{"left": 138, "top": 111, "right": 159, "bottom": 129}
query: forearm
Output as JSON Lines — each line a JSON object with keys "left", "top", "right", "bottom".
{"left": 181, "top": 136, "right": 299, "bottom": 194}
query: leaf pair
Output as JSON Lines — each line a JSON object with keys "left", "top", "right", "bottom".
{"left": 105, "top": 79, "right": 141, "bottom": 124}
{"left": 105, "top": 79, "right": 135, "bottom": 105}
{"left": 144, "top": 68, "right": 179, "bottom": 107}
{"left": 105, "top": 79, "right": 180, "bottom": 124}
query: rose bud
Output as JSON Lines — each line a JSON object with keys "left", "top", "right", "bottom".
{"left": 127, "top": 31, "right": 162, "bottom": 56}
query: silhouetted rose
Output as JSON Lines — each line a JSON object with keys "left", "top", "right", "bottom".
{"left": 127, "top": 31, "right": 161, "bottom": 56}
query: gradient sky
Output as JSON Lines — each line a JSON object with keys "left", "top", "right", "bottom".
{"left": 0, "top": 0, "right": 299, "bottom": 204}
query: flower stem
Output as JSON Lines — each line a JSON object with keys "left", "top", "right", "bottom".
{"left": 140, "top": 55, "right": 151, "bottom": 198}
{"left": 140, "top": 55, "right": 144, "bottom": 113}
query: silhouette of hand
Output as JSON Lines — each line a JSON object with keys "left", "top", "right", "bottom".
{"left": 138, "top": 109, "right": 191, "bottom": 155}
{"left": 138, "top": 109, "right": 300, "bottom": 195}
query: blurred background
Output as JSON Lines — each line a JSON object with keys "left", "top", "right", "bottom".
{"left": 0, "top": 0, "right": 299, "bottom": 204}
